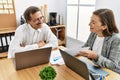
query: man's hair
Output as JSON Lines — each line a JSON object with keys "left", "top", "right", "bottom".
{"left": 93, "top": 9, "right": 119, "bottom": 37}
{"left": 24, "top": 6, "right": 42, "bottom": 23}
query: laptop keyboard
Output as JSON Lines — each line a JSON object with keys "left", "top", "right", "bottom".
{"left": 90, "top": 73, "right": 100, "bottom": 80}
{"left": 79, "top": 58, "right": 109, "bottom": 76}
{"left": 89, "top": 70, "right": 96, "bottom": 74}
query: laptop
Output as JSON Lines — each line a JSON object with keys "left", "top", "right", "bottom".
{"left": 14, "top": 47, "right": 52, "bottom": 70}
{"left": 60, "top": 49, "right": 109, "bottom": 80}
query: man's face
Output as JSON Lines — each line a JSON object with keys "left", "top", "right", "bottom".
{"left": 28, "top": 11, "right": 44, "bottom": 29}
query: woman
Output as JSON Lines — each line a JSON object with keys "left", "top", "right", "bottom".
{"left": 78, "top": 9, "right": 120, "bottom": 74}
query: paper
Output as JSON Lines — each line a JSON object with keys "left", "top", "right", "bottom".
{"left": 50, "top": 50, "right": 65, "bottom": 65}
{"left": 64, "top": 46, "right": 90, "bottom": 56}
{"left": 79, "top": 47, "right": 90, "bottom": 51}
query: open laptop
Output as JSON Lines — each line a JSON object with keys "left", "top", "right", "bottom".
{"left": 14, "top": 47, "right": 52, "bottom": 70}
{"left": 60, "top": 49, "right": 109, "bottom": 80}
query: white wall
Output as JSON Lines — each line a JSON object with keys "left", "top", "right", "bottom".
{"left": 95, "top": 0, "right": 120, "bottom": 30}
{"left": 14, "top": 0, "right": 66, "bottom": 26}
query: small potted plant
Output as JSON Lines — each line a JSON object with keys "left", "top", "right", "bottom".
{"left": 39, "top": 66, "right": 57, "bottom": 80}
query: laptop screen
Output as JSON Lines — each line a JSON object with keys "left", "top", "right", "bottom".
{"left": 14, "top": 47, "right": 52, "bottom": 70}
{"left": 60, "top": 49, "right": 90, "bottom": 80}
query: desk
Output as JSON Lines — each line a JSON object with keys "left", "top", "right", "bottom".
{"left": 102, "top": 68, "right": 120, "bottom": 80}
{"left": 0, "top": 47, "right": 120, "bottom": 80}
{"left": 0, "top": 59, "right": 84, "bottom": 80}
{"left": 0, "top": 59, "right": 120, "bottom": 80}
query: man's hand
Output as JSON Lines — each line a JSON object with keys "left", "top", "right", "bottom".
{"left": 37, "top": 41, "right": 46, "bottom": 48}
{"left": 20, "top": 43, "right": 25, "bottom": 47}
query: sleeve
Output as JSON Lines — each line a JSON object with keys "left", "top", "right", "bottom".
{"left": 8, "top": 26, "right": 39, "bottom": 58}
{"left": 41, "top": 25, "right": 58, "bottom": 49}
{"left": 94, "top": 38, "right": 120, "bottom": 72}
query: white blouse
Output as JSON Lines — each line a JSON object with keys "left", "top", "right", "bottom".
{"left": 8, "top": 23, "right": 58, "bottom": 58}
{"left": 92, "top": 35, "right": 104, "bottom": 55}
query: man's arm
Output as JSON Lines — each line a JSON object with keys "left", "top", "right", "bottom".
{"left": 8, "top": 26, "right": 39, "bottom": 58}
{"left": 40, "top": 24, "right": 58, "bottom": 49}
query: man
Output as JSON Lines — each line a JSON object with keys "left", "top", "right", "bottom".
{"left": 8, "top": 6, "right": 58, "bottom": 58}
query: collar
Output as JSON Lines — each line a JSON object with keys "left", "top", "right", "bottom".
{"left": 27, "top": 23, "right": 41, "bottom": 33}
{"left": 104, "top": 33, "right": 114, "bottom": 41}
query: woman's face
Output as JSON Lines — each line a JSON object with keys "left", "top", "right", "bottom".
{"left": 89, "top": 14, "right": 106, "bottom": 36}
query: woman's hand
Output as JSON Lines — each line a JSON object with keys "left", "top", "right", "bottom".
{"left": 77, "top": 50, "right": 98, "bottom": 60}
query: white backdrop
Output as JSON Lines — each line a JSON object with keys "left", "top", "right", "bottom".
{"left": 95, "top": 0, "right": 120, "bottom": 30}
{"left": 14, "top": 0, "right": 66, "bottom": 26}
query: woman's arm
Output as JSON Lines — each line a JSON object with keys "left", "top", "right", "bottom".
{"left": 94, "top": 38, "right": 120, "bottom": 73}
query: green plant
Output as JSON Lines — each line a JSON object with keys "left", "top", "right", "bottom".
{"left": 39, "top": 66, "right": 57, "bottom": 80}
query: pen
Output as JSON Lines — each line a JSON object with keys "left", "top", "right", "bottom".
{"left": 100, "top": 75, "right": 102, "bottom": 80}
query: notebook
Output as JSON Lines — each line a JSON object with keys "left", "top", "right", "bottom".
{"left": 14, "top": 47, "right": 52, "bottom": 70}
{"left": 60, "top": 49, "right": 109, "bottom": 80}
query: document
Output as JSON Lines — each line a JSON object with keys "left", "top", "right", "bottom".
{"left": 50, "top": 50, "right": 65, "bottom": 65}
{"left": 64, "top": 46, "right": 90, "bottom": 56}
